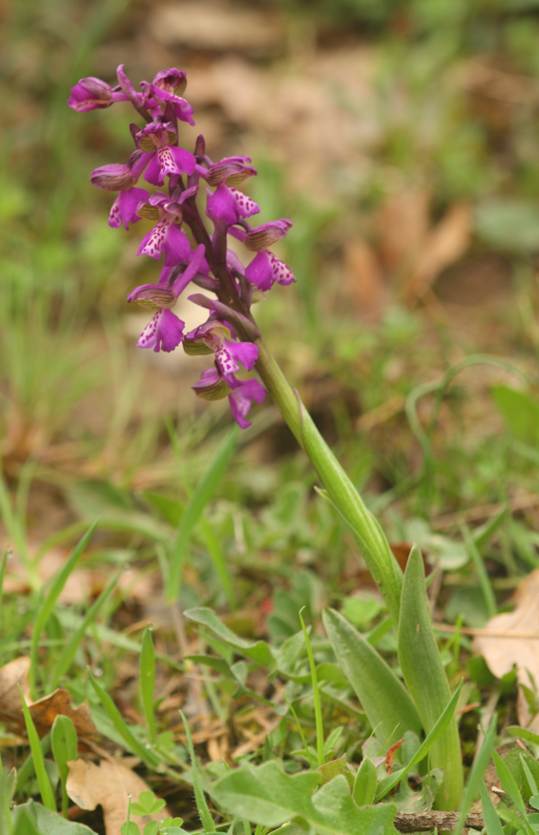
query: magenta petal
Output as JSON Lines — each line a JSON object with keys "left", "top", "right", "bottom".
{"left": 115, "top": 187, "right": 148, "bottom": 229}
{"left": 137, "top": 309, "right": 185, "bottom": 352}
{"left": 171, "top": 245, "right": 207, "bottom": 296}
{"left": 230, "top": 188, "right": 259, "bottom": 219}
{"left": 144, "top": 154, "right": 164, "bottom": 186}
{"left": 137, "top": 220, "right": 169, "bottom": 259}
{"left": 269, "top": 253, "right": 295, "bottom": 285}
{"left": 245, "top": 219, "right": 293, "bottom": 251}
{"left": 245, "top": 251, "right": 274, "bottom": 291}
{"left": 193, "top": 367, "right": 220, "bottom": 390}
{"left": 171, "top": 146, "right": 196, "bottom": 175}
{"left": 163, "top": 225, "right": 191, "bottom": 266}
{"left": 206, "top": 185, "right": 238, "bottom": 227}
{"left": 225, "top": 340, "right": 258, "bottom": 371}
{"left": 228, "top": 379, "right": 266, "bottom": 429}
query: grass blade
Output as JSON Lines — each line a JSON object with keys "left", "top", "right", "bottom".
{"left": 49, "top": 571, "right": 118, "bottom": 688}
{"left": 299, "top": 609, "right": 325, "bottom": 766}
{"left": 139, "top": 627, "right": 157, "bottom": 743}
{"left": 166, "top": 429, "right": 238, "bottom": 601}
{"left": 181, "top": 711, "right": 216, "bottom": 832}
{"left": 454, "top": 714, "right": 497, "bottom": 835}
{"left": 20, "top": 696, "right": 55, "bottom": 811}
{"left": 29, "top": 523, "right": 97, "bottom": 696}
{"left": 51, "top": 715, "right": 78, "bottom": 815}
{"left": 89, "top": 673, "right": 159, "bottom": 768}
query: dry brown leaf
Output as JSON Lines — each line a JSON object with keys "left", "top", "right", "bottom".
{"left": 67, "top": 759, "right": 168, "bottom": 835}
{"left": 407, "top": 203, "right": 472, "bottom": 300}
{"left": 375, "top": 189, "right": 430, "bottom": 272}
{"left": 150, "top": 1, "right": 281, "bottom": 52}
{"left": 29, "top": 689, "right": 97, "bottom": 738}
{"left": 474, "top": 569, "right": 539, "bottom": 729}
{"left": 343, "top": 240, "right": 386, "bottom": 322}
{"left": 0, "top": 656, "right": 30, "bottom": 719}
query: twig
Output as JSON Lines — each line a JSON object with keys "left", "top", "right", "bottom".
{"left": 394, "top": 810, "right": 483, "bottom": 832}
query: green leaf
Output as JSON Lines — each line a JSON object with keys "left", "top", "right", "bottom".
{"left": 20, "top": 697, "right": 56, "bottom": 811}
{"left": 353, "top": 758, "right": 377, "bottom": 806}
{"left": 492, "top": 385, "right": 539, "bottom": 446}
{"left": 454, "top": 715, "right": 497, "bottom": 835}
{"left": 213, "top": 761, "right": 397, "bottom": 834}
{"left": 139, "top": 629, "right": 157, "bottom": 743}
{"left": 30, "top": 523, "right": 97, "bottom": 695}
{"left": 13, "top": 801, "right": 94, "bottom": 833}
{"left": 476, "top": 200, "right": 539, "bottom": 253}
{"left": 166, "top": 428, "right": 238, "bottom": 600}
{"left": 323, "top": 608, "right": 422, "bottom": 746}
{"left": 184, "top": 607, "right": 275, "bottom": 668}
{"left": 479, "top": 784, "right": 504, "bottom": 835}
{"left": 51, "top": 715, "right": 78, "bottom": 814}
{"left": 398, "top": 548, "right": 463, "bottom": 809}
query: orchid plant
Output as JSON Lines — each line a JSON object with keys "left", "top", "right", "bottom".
{"left": 69, "top": 65, "right": 463, "bottom": 812}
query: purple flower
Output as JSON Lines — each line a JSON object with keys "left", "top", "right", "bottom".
{"left": 135, "top": 123, "right": 196, "bottom": 186}
{"left": 231, "top": 219, "right": 292, "bottom": 251}
{"left": 108, "top": 187, "right": 149, "bottom": 229}
{"left": 129, "top": 245, "right": 206, "bottom": 352}
{"left": 228, "top": 379, "right": 266, "bottom": 429}
{"left": 205, "top": 156, "right": 257, "bottom": 187}
{"left": 136, "top": 193, "right": 198, "bottom": 265}
{"left": 206, "top": 184, "right": 259, "bottom": 228}
{"left": 145, "top": 68, "right": 194, "bottom": 124}
{"left": 245, "top": 250, "right": 295, "bottom": 291}
{"left": 68, "top": 76, "right": 118, "bottom": 112}
{"left": 185, "top": 320, "right": 264, "bottom": 426}
{"left": 137, "top": 308, "right": 185, "bottom": 353}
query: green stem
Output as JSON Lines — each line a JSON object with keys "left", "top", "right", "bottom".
{"left": 255, "top": 341, "right": 403, "bottom": 624}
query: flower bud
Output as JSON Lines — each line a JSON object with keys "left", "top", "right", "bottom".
{"left": 68, "top": 77, "right": 113, "bottom": 112}
{"left": 91, "top": 163, "right": 134, "bottom": 191}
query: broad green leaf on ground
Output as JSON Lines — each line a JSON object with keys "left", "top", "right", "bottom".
{"left": 184, "top": 606, "right": 275, "bottom": 667}
{"left": 13, "top": 801, "right": 94, "bottom": 833}
{"left": 323, "top": 608, "right": 422, "bottom": 747}
{"left": 212, "top": 760, "right": 397, "bottom": 834}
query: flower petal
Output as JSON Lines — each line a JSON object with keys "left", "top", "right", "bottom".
{"left": 91, "top": 163, "right": 133, "bottom": 191}
{"left": 137, "top": 220, "right": 169, "bottom": 259}
{"left": 163, "top": 225, "right": 191, "bottom": 266}
{"left": 68, "top": 77, "right": 114, "bottom": 111}
{"left": 228, "top": 379, "right": 266, "bottom": 429}
{"left": 245, "top": 219, "right": 292, "bottom": 251}
{"left": 224, "top": 340, "right": 259, "bottom": 371}
{"left": 244, "top": 251, "right": 274, "bottom": 291}
{"left": 137, "top": 309, "right": 185, "bottom": 352}
{"left": 269, "top": 252, "right": 295, "bottom": 285}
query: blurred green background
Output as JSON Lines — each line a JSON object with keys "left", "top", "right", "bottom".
{"left": 1, "top": 0, "right": 538, "bottom": 549}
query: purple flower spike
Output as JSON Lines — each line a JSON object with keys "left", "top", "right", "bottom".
{"left": 71, "top": 63, "right": 296, "bottom": 428}
{"left": 68, "top": 76, "right": 115, "bottom": 111}
{"left": 228, "top": 379, "right": 266, "bottom": 429}
{"left": 137, "top": 308, "right": 185, "bottom": 353}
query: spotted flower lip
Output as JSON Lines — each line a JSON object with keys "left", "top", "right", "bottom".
{"left": 146, "top": 68, "right": 194, "bottom": 124}
{"left": 137, "top": 308, "right": 185, "bottom": 353}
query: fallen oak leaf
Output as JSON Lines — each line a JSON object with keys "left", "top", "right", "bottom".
{"left": 0, "top": 656, "right": 31, "bottom": 721}
{"left": 29, "top": 689, "right": 97, "bottom": 738}
{"left": 474, "top": 569, "right": 539, "bottom": 729}
{"left": 67, "top": 759, "right": 168, "bottom": 835}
